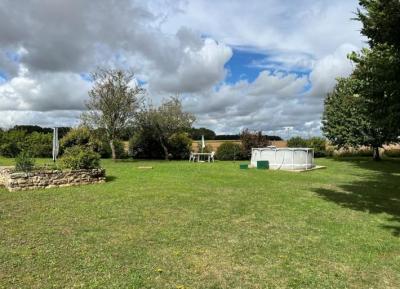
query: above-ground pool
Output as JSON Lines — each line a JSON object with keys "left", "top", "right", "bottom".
{"left": 250, "top": 147, "right": 315, "bottom": 170}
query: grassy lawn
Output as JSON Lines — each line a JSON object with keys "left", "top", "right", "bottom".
{"left": 0, "top": 157, "right": 399, "bottom": 288}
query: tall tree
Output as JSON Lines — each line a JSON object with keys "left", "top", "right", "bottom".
{"left": 135, "top": 97, "right": 195, "bottom": 160}
{"left": 82, "top": 68, "right": 143, "bottom": 160}
{"left": 322, "top": 77, "right": 382, "bottom": 159}
{"left": 356, "top": 0, "right": 400, "bottom": 48}
{"left": 323, "top": 0, "right": 400, "bottom": 160}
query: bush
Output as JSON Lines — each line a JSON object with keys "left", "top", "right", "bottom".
{"left": 129, "top": 132, "right": 164, "bottom": 159}
{"left": 129, "top": 131, "right": 191, "bottom": 160}
{"left": 60, "top": 127, "right": 114, "bottom": 158}
{"left": 26, "top": 132, "right": 53, "bottom": 157}
{"left": 287, "top": 136, "right": 308, "bottom": 148}
{"left": 15, "top": 151, "right": 35, "bottom": 172}
{"left": 308, "top": 137, "right": 327, "bottom": 158}
{"left": 168, "top": 132, "right": 192, "bottom": 159}
{"left": 60, "top": 127, "right": 91, "bottom": 152}
{"left": 113, "top": 139, "right": 127, "bottom": 159}
{"left": 0, "top": 130, "right": 27, "bottom": 157}
{"left": 287, "top": 136, "right": 327, "bottom": 158}
{"left": 216, "top": 142, "right": 244, "bottom": 160}
{"left": 384, "top": 148, "right": 400, "bottom": 158}
{"left": 60, "top": 146, "right": 101, "bottom": 170}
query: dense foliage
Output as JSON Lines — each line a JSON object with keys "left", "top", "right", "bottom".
{"left": 287, "top": 136, "right": 308, "bottom": 148}
{"left": 240, "top": 129, "right": 271, "bottom": 158}
{"left": 167, "top": 133, "right": 192, "bottom": 160}
{"left": 133, "top": 97, "right": 195, "bottom": 160}
{"left": 8, "top": 125, "right": 71, "bottom": 138}
{"left": 287, "top": 136, "right": 327, "bottom": 157}
{"left": 323, "top": 0, "right": 400, "bottom": 161}
{"left": 216, "top": 142, "right": 244, "bottom": 160}
{"left": 60, "top": 146, "right": 101, "bottom": 170}
{"left": 189, "top": 128, "right": 216, "bottom": 140}
{"left": 0, "top": 129, "right": 53, "bottom": 158}
{"left": 129, "top": 131, "right": 192, "bottom": 160}
{"left": 59, "top": 127, "right": 126, "bottom": 159}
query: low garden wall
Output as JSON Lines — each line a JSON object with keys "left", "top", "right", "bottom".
{"left": 0, "top": 167, "right": 106, "bottom": 192}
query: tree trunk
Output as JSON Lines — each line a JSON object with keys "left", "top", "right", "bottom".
{"left": 159, "top": 137, "right": 169, "bottom": 160}
{"left": 110, "top": 139, "right": 117, "bottom": 160}
{"left": 373, "top": 146, "right": 381, "bottom": 161}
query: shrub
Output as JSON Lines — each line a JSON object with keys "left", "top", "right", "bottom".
{"left": 128, "top": 132, "right": 164, "bottom": 159}
{"left": 384, "top": 148, "right": 400, "bottom": 158}
{"left": 0, "top": 130, "right": 27, "bottom": 157}
{"left": 168, "top": 132, "right": 192, "bottom": 159}
{"left": 287, "top": 136, "right": 308, "bottom": 148}
{"left": 60, "top": 127, "right": 91, "bottom": 152}
{"left": 26, "top": 132, "right": 53, "bottom": 157}
{"left": 15, "top": 151, "right": 35, "bottom": 172}
{"left": 287, "top": 136, "right": 327, "bottom": 158}
{"left": 216, "top": 142, "right": 244, "bottom": 160}
{"left": 113, "top": 139, "right": 127, "bottom": 159}
{"left": 0, "top": 142, "right": 21, "bottom": 158}
{"left": 60, "top": 146, "right": 101, "bottom": 170}
{"left": 308, "top": 137, "right": 327, "bottom": 158}
{"left": 60, "top": 127, "right": 114, "bottom": 158}
{"left": 129, "top": 131, "right": 191, "bottom": 160}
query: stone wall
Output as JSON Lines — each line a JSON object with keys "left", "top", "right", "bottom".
{"left": 0, "top": 168, "right": 106, "bottom": 192}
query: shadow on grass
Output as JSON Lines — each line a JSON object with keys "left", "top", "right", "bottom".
{"left": 314, "top": 157, "right": 400, "bottom": 237}
{"left": 106, "top": 175, "right": 117, "bottom": 182}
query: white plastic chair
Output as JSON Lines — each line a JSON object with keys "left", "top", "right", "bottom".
{"left": 209, "top": 151, "right": 215, "bottom": 162}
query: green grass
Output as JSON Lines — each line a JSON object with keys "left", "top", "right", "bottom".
{"left": 0, "top": 157, "right": 399, "bottom": 289}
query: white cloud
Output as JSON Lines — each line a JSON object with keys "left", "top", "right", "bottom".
{"left": 309, "top": 43, "right": 356, "bottom": 98}
{"left": 0, "top": 64, "right": 91, "bottom": 111}
{"left": 149, "top": 38, "right": 232, "bottom": 93}
{"left": 0, "top": 0, "right": 364, "bottom": 136}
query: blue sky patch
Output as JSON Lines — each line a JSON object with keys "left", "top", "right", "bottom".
{"left": 225, "top": 47, "right": 314, "bottom": 85}
{"left": 80, "top": 73, "right": 92, "bottom": 82}
{"left": 0, "top": 70, "right": 8, "bottom": 83}
{"left": 224, "top": 48, "right": 265, "bottom": 84}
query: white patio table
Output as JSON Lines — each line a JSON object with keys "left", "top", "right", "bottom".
{"left": 189, "top": 152, "right": 215, "bottom": 163}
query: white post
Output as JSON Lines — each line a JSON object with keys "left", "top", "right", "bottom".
{"left": 52, "top": 127, "right": 59, "bottom": 162}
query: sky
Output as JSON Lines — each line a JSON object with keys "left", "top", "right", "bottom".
{"left": 0, "top": 0, "right": 365, "bottom": 137}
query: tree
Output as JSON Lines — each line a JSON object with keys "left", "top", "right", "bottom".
{"left": 322, "top": 1, "right": 400, "bottom": 161}
{"left": 240, "top": 129, "right": 271, "bottom": 158}
{"left": 189, "top": 127, "right": 216, "bottom": 140}
{"left": 287, "top": 136, "right": 308, "bottom": 148}
{"left": 349, "top": 46, "right": 400, "bottom": 153}
{"left": 322, "top": 77, "right": 385, "bottom": 160}
{"left": 356, "top": 0, "right": 400, "bottom": 48}
{"left": 135, "top": 97, "right": 195, "bottom": 160}
{"left": 82, "top": 68, "right": 143, "bottom": 160}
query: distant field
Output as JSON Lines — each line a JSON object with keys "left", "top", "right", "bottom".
{"left": 0, "top": 157, "right": 399, "bottom": 288}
